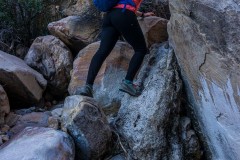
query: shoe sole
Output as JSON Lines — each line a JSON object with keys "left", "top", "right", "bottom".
{"left": 119, "top": 88, "right": 139, "bottom": 97}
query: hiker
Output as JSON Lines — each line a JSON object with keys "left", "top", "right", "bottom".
{"left": 78, "top": 0, "right": 155, "bottom": 97}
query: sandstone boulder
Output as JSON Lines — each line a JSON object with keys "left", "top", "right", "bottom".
{"left": 168, "top": 0, "right": 240, "bottom": 159}
{"left": 138, "top": 16, "right": 168, "bottom": 47}
{"left": 48, "top": 15, "right": 101, "bottom": 54}
{"left": 0, "top": 51, "right": 47, "bottom": 106}
{"left": 0, "top": 127, "right": 75, "bottom": 160}
{"left": 116, "top": 43, "right": 202, "bottom": 160}
{"left": 0, "top": 85, "right": 10, "bottom": 126}
{"left": 68, "top": 41, "right": 134, "bottom": 107}
{"left": 24, "top": 35, "right": 73, "bottom": 97}
{"left": 61, "top": 95, "right": 112, "bottom": 159}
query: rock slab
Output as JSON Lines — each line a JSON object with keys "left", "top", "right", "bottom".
{"left": 0, "top": 127, "right": 75, "bottom": 160}
{"left": 116, "top": 43, "right": 202, "bottom": 160}
{"left": 0, "top": 51, "right": 47, "bottom": 106}
{"left": 168, "top": 0, "right": 240, "bottom": 159}
{"left": 61, "top": 95, "right": 112, "bottom": 159}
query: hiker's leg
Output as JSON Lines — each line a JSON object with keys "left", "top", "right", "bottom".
{"left": 86, "top": 21, "right": 120, "bottom": 85}
{"left": 111, "top": 9, "right": 148, "bottom": 81}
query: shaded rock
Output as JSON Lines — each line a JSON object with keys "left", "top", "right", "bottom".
{"left": 5, "top": 112, "right": 21, "bottom": 127}
{"left": 116, "top": 43, "right": 202, "bottom": 160}
{"left": 180, "top": 117, "right": 202, "bottom": 159}
{"left": 0, "top": 85, "right": 10, "bottom": 126}
{"left": 48, "top": 15, "right": 101, "bottom": 54}
{"left": 10, "top": 112, "right": 49, "bottom": 135}
{"left": 48, "top": 116, "right": 59, "bottom": 130}
{"left": 1, "top": 125, "right": 10, "bottom": 133}
{"left": 68, "top": 41, "right": 134, "bottom": 107}
{"left": 51, "top": 108, "right": 63, "bottom": 117}
{"left": 15, "top": 44, "right": 28, "bottom": 59}
{"left": 168, "top": 0, "right": 240, "bottom": 159}
{"left": 140, "top": 0, "right": 170, "bottom": 19}
{"left": 0, "top": 127, "right": 75, "bottom": 160}
{"left": 24, "top": 35, "right": 73, "bottom": 97}
{"left": 138, "top": 16, "right": 168, "bottom": 47}
{"left": 0, "top": 51, "right": 47, "bottom": 107}
{"left": 61, "top": 95, "right": 112, "bottom": 159}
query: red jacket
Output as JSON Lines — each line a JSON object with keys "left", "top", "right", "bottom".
{"left": 114, "top": 0, "right": 143, "bottom": 13}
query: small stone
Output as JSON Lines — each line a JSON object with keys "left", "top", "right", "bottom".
{"left": 51, "top": 108, "right": 63, "bottom": 117}
{"left": 1, "top": 125, "right": 10, "bottom": 133}
{"left": 5, "top": 112, "right": 21, "bottom": 127}
{"left": 52, "top": 100, "right": 57, "bottom": 105}
{"left": 0, "top": 136, "right": 3, "bottom": 145}
{"left": 48, "top": 116, "right": 59, "bottom": 130}
{"left": 2, "top": 135, "right": 9, "bottom": 142}
{"left": 45, "top": 102, "right": 52, "bottom": 108}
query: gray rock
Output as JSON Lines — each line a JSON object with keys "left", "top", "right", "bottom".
{"left": 51, "top": 108, "right": 63, "bottom": 117}
{"left": 48, "top": 15, "right": 101, "bottom": 54}
{"left": 168, "top": 0, "right": 240, "bottom": 159}
{"left": 10, "top": 112, "right": 50, "bottom": 135}
{"left": 0, "top": 50, "right": 47, "bottom": 106}
{"left": 61, "top": 95, "right": 112, "bottom": 160}
{"left": 24, "top": 35, "right": 73, "bottom": 97}
{"left": 0, "top": 127, "right": 75, "bottom": 160}
{"left": 0, "top": 85, "right": 10, "bottom": 126}
{"left": 116, "top": 43, "right": 202, "bottom": 160}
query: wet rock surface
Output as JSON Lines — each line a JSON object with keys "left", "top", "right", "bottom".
{"left": 61, "top": 95, "right": 112, "bottom": 159}
{"left": 24, "top": 35, "right": 73, "bottom": 97}
{"left": 0, "top": 127, "right": 75, "bottom": 160}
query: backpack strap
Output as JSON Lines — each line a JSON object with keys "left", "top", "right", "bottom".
{"left": 122, "top": 0, "right": 136, "bottom": 12}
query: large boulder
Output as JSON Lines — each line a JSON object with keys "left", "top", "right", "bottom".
{"left": 61, "top": 95, "right": 112, "bottom": 159}
{"left": 0, "top": 51, "right": 47, "bottom": 107}
{"left": 68, "top": 41, "right": 134, "bottom": 107}
{"left": 0, "top": 127, "right": 75, "bottom": 160}
{"left": 116, "top": 43, "right": 202, "bottom": 160}
{"left": 0, "top": 85, "right": 10, "bottom": 126}
{"left": 138, "top": 16, "right": 168, "bottom": 47}
{"left": 168, "top": 0, "right": 240, "bottom": 159}
{"left": 48, "top": 15, "right": 101, "bottom": 54}
{"left": 24, "top": 35, "right": 73, "bottom": 97}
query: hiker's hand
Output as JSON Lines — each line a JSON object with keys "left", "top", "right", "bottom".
{"left": 144, "top": 12, "right": 155, "bottom": 17}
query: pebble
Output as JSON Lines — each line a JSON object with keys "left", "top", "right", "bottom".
{"left": 1, "top": 125, "right": 10, "bottom": 133}
{"left": 2, "top": 135, "right": 9, "bottom": 142}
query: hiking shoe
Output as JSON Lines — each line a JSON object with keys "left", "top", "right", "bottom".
{"left": 119, "top": 80, "right": 142, "bottom": 97}
{"left": 75, "top": 84, "right": 93, "bottom": 98}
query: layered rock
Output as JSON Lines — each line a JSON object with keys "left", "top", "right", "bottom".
{"left": 116, "top": 43, "right": 202, "bottom": 160}
{"left": 0, "top": 85, "right": 10, "bottom": 126}
{"left": 24, "top": 35, "right": 73, "bottom": 97}
{"left": 0, "top": 51, "right": 47, "bottom": 106}
{"left": 0, "top": 127, "right": 75, "bottom": 160}
{"left": 68, "top": 41, "right": 134, "bottom": 107}
{"left": 168, "top": 0, "right": 240, "bottom": 159}
{"left": 48, "top": 15, "right": 101, "bottom": 54}
{"left": 61, "top": 95, "right": 112, "bottom": 159}
{"left": 138, "top": 16, "right": 168, "bottom": 47}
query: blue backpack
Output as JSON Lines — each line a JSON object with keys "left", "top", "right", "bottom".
{"left": 93, "top": 0, "right": 136, "bottom": 12}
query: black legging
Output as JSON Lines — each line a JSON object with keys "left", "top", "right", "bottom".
{"left": 86, "top": 8, "right": 148, "bottom": 85}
